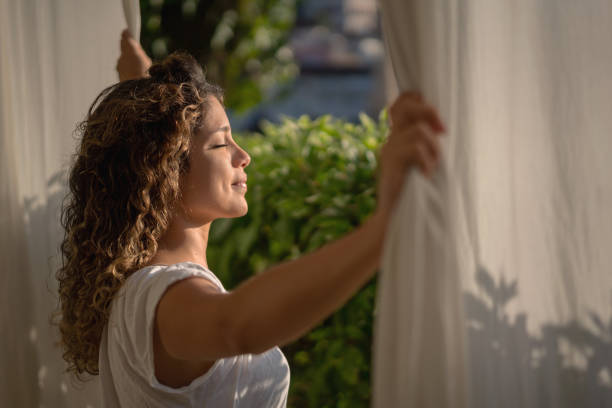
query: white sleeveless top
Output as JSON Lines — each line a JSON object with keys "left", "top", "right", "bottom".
{"left": 99, "top": 262, "right": 290, "bottom": 407}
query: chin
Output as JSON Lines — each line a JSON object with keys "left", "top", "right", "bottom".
{"left": 233, "top": 209, "right": 248, "bottom": 218}
{"left": 228, "top": 203, "right": 249, "bottom": 218}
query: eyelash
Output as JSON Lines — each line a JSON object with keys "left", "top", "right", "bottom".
{"left": 213, "top": 144, "right": 228, "bottom": 149}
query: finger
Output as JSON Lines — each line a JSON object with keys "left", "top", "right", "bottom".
{"left": 413, "top": 122, "right": 441, "bottom": 163}
{"left": 388, "top": 91, "right": 421, "bottom": 127}
{"left": 388, "top": 136, "right": 434, "bottom": 177}
{"left": 401, "top": 127, "right": 440, "bottom": 176}
{"left": 392, "top": 104, "right": 446, "bottom": 134}
{"left": 412, "top": 143, "right": 435, "bottom": 178}
{"left": 120, "top": 35, "right": 129, "bottom": 52}
{"left": 120, "top": 29, "right": 129, "bottom": 51}
{"left": 395, "top": 122, "right": 441, "bottom": 162}
{"left": 395, "top": 90, "right": 423, "bottom": 104}
{"left": 390, "top": 98, "right": 445, "bottom": 134}
{"left": 121, "top": 30, "right": 141, "bottom": 52}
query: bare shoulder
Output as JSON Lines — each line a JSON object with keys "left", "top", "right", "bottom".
{"left": 157, "top": 275, "right": 222, "bottom": 323}
{"left": 155, "top": 274, "right": 240, "bottom": 362}
{"left": 164, "top": 275, "right": 221, "bottom": 299}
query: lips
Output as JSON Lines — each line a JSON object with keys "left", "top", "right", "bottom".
{"left": 231, "top": 177, "right": 247, "bottom": 192}
{"left": 232, "top": 177, "right": 247, "bottom": 186}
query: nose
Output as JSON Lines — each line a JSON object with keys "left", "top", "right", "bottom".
{"left": 233, "top": 144, "right": 251, "bottom": 168}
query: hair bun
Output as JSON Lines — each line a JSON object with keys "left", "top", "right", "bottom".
{"left": 148, "top": 51, "right": 206, "bottom": 85}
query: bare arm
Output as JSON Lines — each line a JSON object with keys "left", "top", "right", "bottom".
{"left": 227, "top": 210, "right": 386, "bottom": 354}
{"left": 156, "top": 211, "right": 386, "bottom": 361}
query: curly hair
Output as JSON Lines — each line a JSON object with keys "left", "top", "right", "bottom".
{"left": 55, "top": 52, "right": 223, "bottom": 378}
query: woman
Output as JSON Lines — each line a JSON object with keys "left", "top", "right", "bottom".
{"left": 56, "top": 30, "right": 445, "bottom": 406}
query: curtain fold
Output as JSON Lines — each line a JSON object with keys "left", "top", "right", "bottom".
{"left": 122, "top": 0, "right": 141, "bottom": 41}
{"left": 0, "top": 1, "right": 126, "bottom": 406}
{"left": 374, "top": 1, "right": 612, "bottom": 407}
{"left": 373, "top": 2, "right": 471, "bottom": 406}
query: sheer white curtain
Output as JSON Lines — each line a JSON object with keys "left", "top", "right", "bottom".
{"left": 374, "top": 1, "right": 612, "bottom": 407}
{"left": 0, "top": 1, "right": 128, "bottom": 406}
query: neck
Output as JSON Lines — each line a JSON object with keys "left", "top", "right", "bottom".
{"left": 148, "top": 213, "right": 212, "bottom": 269}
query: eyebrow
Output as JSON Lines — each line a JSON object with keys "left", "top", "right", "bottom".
{"left": 211, "top": 125, "right": 231, "bottom": 134}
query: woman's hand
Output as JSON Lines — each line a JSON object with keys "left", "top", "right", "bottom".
{"left": 116, "top": 29, "right": 152, "bottom": 81}
{"left": 375, "top": 91, "right": 446, "bottom": 224}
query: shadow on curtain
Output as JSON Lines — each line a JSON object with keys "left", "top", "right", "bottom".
{"left": 0, "top": 1, "right": 126, "bottom": 406}
{"left": 465, "top": 266, "right": 612, "bottom": 408}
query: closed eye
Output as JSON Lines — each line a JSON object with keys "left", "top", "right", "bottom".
{"left": 212, "top": 144, "right": 228, "bottom": 149}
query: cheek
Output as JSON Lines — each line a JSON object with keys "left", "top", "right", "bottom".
{"left": 181, "top": 154, "right": 230, "bottom": 210}
{"left": 183, "top": 162, "right": 215, "bottom": 203}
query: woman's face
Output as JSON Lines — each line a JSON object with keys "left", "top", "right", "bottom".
{"left": 180, "top": 97, "right": 251, "bottom": 223}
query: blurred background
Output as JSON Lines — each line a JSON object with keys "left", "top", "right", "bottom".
{"left": 138, "top": 0, "right": 397, "bottom": 130}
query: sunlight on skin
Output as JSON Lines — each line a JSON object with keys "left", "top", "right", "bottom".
{"left": 147, "top": 98, "right": 251, "bottom": 269}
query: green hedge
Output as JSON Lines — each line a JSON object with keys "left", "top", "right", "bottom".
{"left": 207, "top": 111, "right": 389, "bottom": 407}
